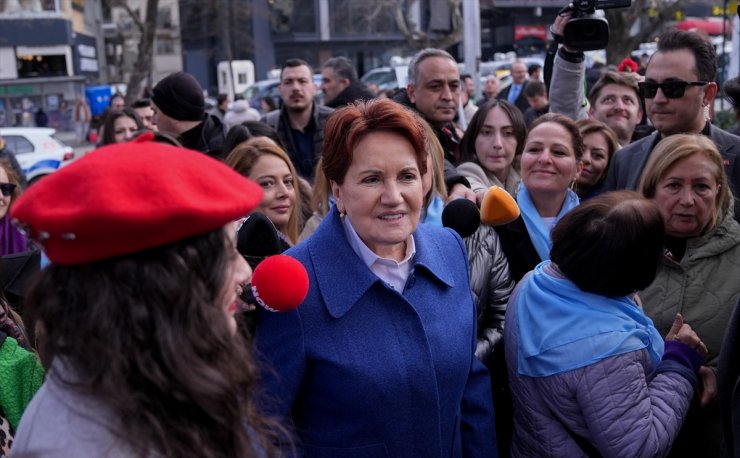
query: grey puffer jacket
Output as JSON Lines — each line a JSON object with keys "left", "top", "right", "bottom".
{"left": 505, "top": 272, "right": 698, "bottom": 458}
{"left": 464, "top": 224, "right": 515, "bottom": 366}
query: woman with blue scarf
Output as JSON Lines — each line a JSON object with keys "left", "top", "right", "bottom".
{"left": 494, "top": 113, "right": 582, "bottom": 282}
{"left": 505, "top": 191, "right": 707, "bottom": 457}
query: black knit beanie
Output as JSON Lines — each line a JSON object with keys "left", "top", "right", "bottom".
{"left": 152, "top": 72, "right": 205, "bottom": 121}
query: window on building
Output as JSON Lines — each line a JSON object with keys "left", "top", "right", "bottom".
{"left": 270, "top": 0, "right": 316, "bottom": 34}
{"left": 16, "top": 55, "right": 68, "bottom": 78}
{"left": 157, "top": 7, "right": 172, "bottom": 29}
{"left": 156, "top": 38, "right": 175, "bottom": 55}
{"left": 0, "top": 0, "right": 57, "bottom": 13}
{"left": 330, "top": 0, "right": 398, "bottom": 36}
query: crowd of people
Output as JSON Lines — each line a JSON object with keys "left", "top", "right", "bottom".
{"left": 1, "top": 18, "right": 740, "bottom": 458}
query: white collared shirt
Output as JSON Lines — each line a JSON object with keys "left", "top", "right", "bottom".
{"left": 342, "top": 214, "right": 416, "bottom": 293}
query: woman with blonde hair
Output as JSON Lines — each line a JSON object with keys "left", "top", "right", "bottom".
{"left": 638, "top": 133, "right": 740, "bottom": 457}
{"left": 575, "top": 118, "right": 619, "bottom": 199}
{"left": 421, "top": 120, "right": 448, "bottom": 226}
{"left": 226, "top": 137, "right": 303, "bottom": 247}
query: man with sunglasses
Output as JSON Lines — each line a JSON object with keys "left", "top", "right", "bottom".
{"left": 602, "top": 29, "right": 740, "bottom": 224}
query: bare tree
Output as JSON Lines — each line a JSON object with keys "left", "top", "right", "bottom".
{"left": 604, "top": 0, "right": 682, "bottom": 65}
{"left": 105, "top": 0, "right": 160, "bottom": 104}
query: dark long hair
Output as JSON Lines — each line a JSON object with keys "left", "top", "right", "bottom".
{"left": 100, "top": 108, "right": 143, "bottom": 146}
{"left": 459, "top": 98, "right": 527, "bottom": 165}
{"left": 27, "top": 228, "right": 282, "bottom": 457}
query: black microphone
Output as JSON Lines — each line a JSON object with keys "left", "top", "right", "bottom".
{"left": 442, "top": 198, "right": 480, "bottom": 238}
{"left": 237, "top": 212, "right": 282, "bottom": 270}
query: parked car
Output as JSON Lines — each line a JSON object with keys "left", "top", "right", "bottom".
{"left": 360, "top": 66, "right": 408, "bottom": 94}
{"left": 0, "top": 127, "right": 75, "bottom": 185}
{"left": 479, "top": 56, "right": 545, "bottom": 91}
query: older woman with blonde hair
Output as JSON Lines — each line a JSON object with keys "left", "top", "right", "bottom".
{"left": 225, "top": 137, "right": 303, "bottom": 247}
{"left": 638, "top": 133, "right": 740, "bottom": 457}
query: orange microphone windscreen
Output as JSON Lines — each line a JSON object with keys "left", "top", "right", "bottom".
{"left": 480, "top": 186, "right": 520, "bottom": 226}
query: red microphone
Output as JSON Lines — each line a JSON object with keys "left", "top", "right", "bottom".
{"left": 240, "top": 254, "right": 309, "bottom": 312}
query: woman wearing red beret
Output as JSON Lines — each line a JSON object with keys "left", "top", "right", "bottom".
{"left": 9, "top": 140, "right": 283, "bottom": 457}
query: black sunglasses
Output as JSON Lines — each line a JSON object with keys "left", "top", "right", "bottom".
{"left": 0, "top": 183, "right": 16, "bottom": 197}
{"left": 638, "top": 80, "right": 709, "bottom": 99}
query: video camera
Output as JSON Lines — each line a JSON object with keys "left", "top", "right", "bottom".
{"left": 560, "top": 0, "right": 632, "bottom": 51}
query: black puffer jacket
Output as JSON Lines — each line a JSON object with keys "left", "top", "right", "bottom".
{"left": 464, "top": 224, "right": 515, "bottom": 366}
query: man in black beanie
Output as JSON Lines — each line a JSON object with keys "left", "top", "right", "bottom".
{"left": 151, "top": 72, "right": 226, "bottom": 159}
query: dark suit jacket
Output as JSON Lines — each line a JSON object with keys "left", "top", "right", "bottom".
{"left": 497, "top": 81, "right": 531, "bottom": 114}
{"left": 493, "top": 216, "right": 541, "bottom": 283}
{"left": 603, "top": 124, "right": 740, "bottom": 224}
{"left": 719, "top": 297, "right": 740, "bottom": 458}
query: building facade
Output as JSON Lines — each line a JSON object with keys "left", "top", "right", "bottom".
{"left": 0, "top": 0, "right": 105, "bottom": 128}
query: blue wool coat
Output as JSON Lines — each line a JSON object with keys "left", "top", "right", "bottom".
{"left": 255, "top": 209, "right": 497, "bottom": 457}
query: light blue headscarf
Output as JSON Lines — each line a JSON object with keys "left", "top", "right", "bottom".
{"left": 516, "top": 262, "right": 664, "bottom": 377}
{"left": 421, "top": 194, "right": 445, "bottom": 227}
{"left": 517, "top": 184, "right": 580, "bottom": 261}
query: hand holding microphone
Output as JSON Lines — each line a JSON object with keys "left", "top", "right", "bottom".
{"left": 240, "top": 254, "right": 309, "bottom": 313}
{"left": 236, "top": 212, "right": 309, "bottom": 312}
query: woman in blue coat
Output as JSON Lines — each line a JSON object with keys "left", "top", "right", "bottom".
{"left": 255, "top": 98, "right": 497, "bottom": 457}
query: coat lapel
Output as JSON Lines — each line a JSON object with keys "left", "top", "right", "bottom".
{"left": 307, "top": 210, "right": 455, "bottom": 319}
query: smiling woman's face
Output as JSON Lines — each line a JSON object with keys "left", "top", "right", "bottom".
{"left": 331, "top": 130, "right": 423, "bottom": 261}
{"left": 521, "top": 121, "right": 580, "bottom": 197}
{"left": 248, "top": 154, "right": 296, "bottom": 232}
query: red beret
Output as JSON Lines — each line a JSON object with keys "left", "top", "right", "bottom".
{"left": 11, "top": 140, "right": 263, "bottom": 265}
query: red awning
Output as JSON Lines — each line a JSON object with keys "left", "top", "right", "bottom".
{"left": 676, "top": 18, "right": 730, "bottom": 36}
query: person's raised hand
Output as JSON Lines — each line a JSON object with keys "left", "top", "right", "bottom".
{"left": 447, "top": 183, "right": 477, "bottom": 204}
{"left": 666, "top": 313, "right": 708, "bottom": 360}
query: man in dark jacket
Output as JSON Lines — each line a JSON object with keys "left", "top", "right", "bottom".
{"left": 320, "top": 57, "right": 374, "bottom": 109}
{"left": 151, "top": 72, "right": 226, "bottom": 159}
{"left": 262, "top": 59, "right": 334, "bottom": 181}
{"left": 391, "top": 48, "right": 475, "bottom": 202}
{"left": 497, "top": 61, "right": 531, "bottom": 114}
{"left": 603, "top": 29, "right": 740, "bottom": 224}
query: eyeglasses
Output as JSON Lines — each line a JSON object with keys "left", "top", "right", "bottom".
{"left": 638, "top": 80, "right": 709, "bottom": 99}
{"left": 0, "top": 183, "right": 16, "bottom": 197}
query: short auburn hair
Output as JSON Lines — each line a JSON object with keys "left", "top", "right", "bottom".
{"left": 322, "top": 98, "right": 428, "bottom": 185}
{"left": 551, "top": 190, "right": 664, "bottom": 297}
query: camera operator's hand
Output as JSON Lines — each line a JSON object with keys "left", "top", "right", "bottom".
{"left": 551, "top": 12, "right": 576, "bottom": 52}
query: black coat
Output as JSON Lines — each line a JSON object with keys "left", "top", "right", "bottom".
{"left": 719, "top": 297, "right": 740, "bottom": 458}
{"left": 493, "top": 216, "right": 541, "bottom": 283}
{"left": 325, "top": 82, "right": 374, "bottom": 108}
{"left": 178, "top": 114, "right": 226, "bottom": 160}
